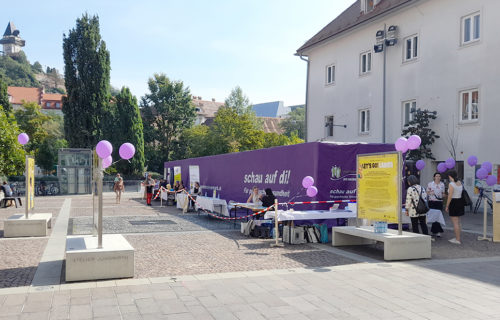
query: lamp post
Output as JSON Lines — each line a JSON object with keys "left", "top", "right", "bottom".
{"left": 374, "top": 24, "right": 398, "bottom": 143}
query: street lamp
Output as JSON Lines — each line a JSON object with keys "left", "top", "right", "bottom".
{"left": 374, "top": 25, "right": 398, "bottom": 143}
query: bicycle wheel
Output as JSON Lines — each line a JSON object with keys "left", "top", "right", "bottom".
{"left": 473, "top": 196, "right": 482, "bottom": 214}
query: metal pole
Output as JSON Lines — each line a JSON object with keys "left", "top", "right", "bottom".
{"left": 398, "top": 151, "right": 402, "bottom": 235}
{"left": 25, "top": 155, "right": 29, "bottom": 219}
{"left": 97, "top": 157, "right": 103, "bottom": 249}
{"left": 271, "top": 199, "right": 282, "bottom": 247}
{"left": 382, "top": 24, "right": 387, "bottom": 144}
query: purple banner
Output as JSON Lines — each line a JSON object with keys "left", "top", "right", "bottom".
{"left": 164, "top": 142, "right": 394, "bottom": 211}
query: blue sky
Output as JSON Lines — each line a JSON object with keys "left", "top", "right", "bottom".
{"left": 1, "top": 0, "right": 353, "bottom": 106}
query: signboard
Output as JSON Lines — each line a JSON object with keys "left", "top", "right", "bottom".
{"left": 174, "top": 166, "right": 182, "bottom": 184}
{"left": 25, "top": 156, "right": 35, "bottom": 217}
{"left": 357, "top": 152, "right": 401, "bottom": 223}
{"left": 189, "top": 165, "right": 200, "bottom": 192}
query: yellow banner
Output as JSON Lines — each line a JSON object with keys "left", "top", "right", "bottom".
{"left": 174, "top": 166, "right": 181, "bottom": 184}
{"left": 357, "top": 152, "right": 401, "bottom": 222}
{"left": 26, "top": 157, "right": 35, "bottom": 210}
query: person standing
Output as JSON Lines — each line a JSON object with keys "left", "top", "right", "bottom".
{"left": 144, "top": 174, "right": 155, "bottom": 206}
{"left": 427, "top": 172, "right": 446, "bottom": 237}
{"left": 113, "top": 173, "right": 124, "bottom": 204}
{"left": 405, "top": 175, "right": 429, "bottom": 235}
{"left": 445, "top": 170, "right": 464, "bottom": 244}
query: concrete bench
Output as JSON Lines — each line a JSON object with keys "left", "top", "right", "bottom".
{"left": 4, "top": 213, "right": 52, "bottom": 237}
{"left": 332, "top": 226, "right": 431, "bottom": 261}
{"left": 1, "top": 197, "right": 22, "bottom": 208}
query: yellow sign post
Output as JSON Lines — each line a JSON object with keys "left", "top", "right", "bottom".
{"left": 357, "top": 152, "right": 402, "bottom": 234}
{"left": 25, "top": 155, "right": 35, "bottom": 218}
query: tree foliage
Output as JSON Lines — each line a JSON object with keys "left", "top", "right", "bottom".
{"left": 141, "top": 73, "right": 196, "bottom": 172}
{"left": 402, "top": 108, "right": 440, "bottom": 160}
{"left": 0, "top": 53, "right": 39, "bottom": 87}
{"left": 110, "top": 87, "right": 145, "bottom": 175}
{"left": 0, "top": 75, "right": 11, "bottom": 113}
{"left": 14, "top": 102, "right": 51, "bottom": 154}
{"left": 224, "top": 86, "right": 252, "bottom": 115}
{"left": 280, "top": 106, "right": 305, "bottom": 139}
{"left": 62, "top": 13, "right": 111, "bottom": 148}
{"left": 0, "top": 106, "right": 26, "bottom": 176}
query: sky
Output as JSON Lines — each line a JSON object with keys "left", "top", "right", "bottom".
{"left": 1, "top": 0, "right": 353, "bottom": 106}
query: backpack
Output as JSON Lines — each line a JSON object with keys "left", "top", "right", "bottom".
{"left": 410, "top": 186, "right": 429, "bottom": 215}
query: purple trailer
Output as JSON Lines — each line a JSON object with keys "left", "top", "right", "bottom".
{"left": 164, "top": 142, "right": 394, "bottom": 212}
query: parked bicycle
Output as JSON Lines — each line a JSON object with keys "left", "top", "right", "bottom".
{"left": 473, "top": 187, "right": 493, "bottom": 214}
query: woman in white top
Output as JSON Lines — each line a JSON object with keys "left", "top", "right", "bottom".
{"left": 427, "top": 172, "right": 445, "bottom": 209}
{"left": 445, "top": 170, "right": 464, "bottom": 244}
{"left": 247, "top": 186, "right": 261, "bottom": 206}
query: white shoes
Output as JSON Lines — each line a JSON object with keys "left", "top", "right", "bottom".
{"left": 449, "top": 238, "right": 461, "bottom": 245}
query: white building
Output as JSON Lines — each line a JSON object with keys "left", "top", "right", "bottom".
{"left": 296, "top": 0, "right": 500, "bottom": 192}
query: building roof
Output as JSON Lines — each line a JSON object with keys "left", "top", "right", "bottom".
{"left": 3, "top": 21, "right": 17, "bottom": 37}
{"left": 252, "top": 101, "right": 289, "bottom": 118}
{"left": 42, "top": 93, "right": 64, "bottom": 101}
{"left": 260, "top": 117, "right": 284, "bottom": 134}
{"left": 7, "top": 86, "right": 42, "bottom": 105}
{"left": 192, "top": 97, "right": 224, "bottom": 118}
{"left": 296, "top": 0, "right": 414, "bottom": 54}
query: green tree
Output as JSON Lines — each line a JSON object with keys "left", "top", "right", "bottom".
{"left": 280, "top": 106, "right": 305, "bottom": 139}
{"left": 0, "top": 106, "right": 25, "bottom": 176}
{"left": 0, "top": 54, "right": 39, "bottom": 87}
{"left": 14, "top": 102, "right": 51, "bottom": 154}
{"left": 62, "top": 13, "right": 111, "bottom": 148}
{"left": 224, "top": 86, "right": 252, "bottom": 115}
{"left": 111, "top": 87, "right": 145, "bottom": 175}
{"left": 402, "top": 108, "right": 439, "bottom": 160}
{"left": 141, "top": 74, "right": 196, "bottom": 172}
{"left": 0, "top": 75, "right": 12, "bottom": 113}
{"left": 37, "top": 137, "right": 68, "bottom": 174}
{"left": 172, "top": 125, "right": 210, "bottom": 160}
{"left": 32, "top": 61, "right": 43, "bottom": 73}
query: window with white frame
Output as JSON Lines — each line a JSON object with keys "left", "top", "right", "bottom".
{"left": 402, "top": 100, "right": 417, "bottom": 127}
{"left": 326, "top": 64, "right": 335, "bottom": 85}
{"left": 325, "top": 115, "right": 334, "bottom": 137}
{"left": 462, "top": 12, "right": 480, "bottom": 45}
{"left": 359, "top": 109, "right": 370, "bottom": 134}
{"left": 460, "top": 89, "right": 479, "bottom": 122}
{"left": 361, "top": 0, "right": 375, "bottom": 14}
{"left": 403, "top": 35, "right": 418, "bottom": 62}
{"left": 360, "top": 51, "right": 372, "bottom": 74}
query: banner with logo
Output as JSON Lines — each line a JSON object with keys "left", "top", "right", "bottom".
{"left": 164, "top": 142, "right": 394, "bottom": 210}
{"left": 25, "top": 156, "right": 35, "bottom": 214}
{"left": 174, "top": 166, "right": 182, "bottom": 184}
{"left": 189, "top": 165, "right": 200, "bottom": 192}
{"left": 356, "top": 152, "right": 401, "bottom": 222}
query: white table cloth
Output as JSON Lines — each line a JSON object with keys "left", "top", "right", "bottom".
{"left": 195, "top": 196, "right": 229, "bottom": 217}
{"left": 264, "top": 209, "right": 356, "bottom": 222}
{"left": 401, "top": 208, "right": 446, "bottom": 226}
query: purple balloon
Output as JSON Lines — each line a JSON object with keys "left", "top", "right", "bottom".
{"left": 96, "top": 140, "right": 113, "bottom": 159}
{"left": 445, "top": 158, "right": 455, "bottom": 169}
{"left": 481, "top": 161, "right": 493, "bottom": 173}
{"left": 395, "top": 137, "right": 408, "bottom": 153}
{"left": 306, "top": 186, "right": 318, "bottom": 198}
{"left": 102, "top": 155, "right": 112, "bottom": 169}
{"left": 416, "top": 160, "right": 425, "bottom": 171}
{"left": 17, "top": 133, "right": 29, "bottom": 145}
{"left": 407, "top": 135, "right": 421, "bottom": 150}
{"left": 302, "top": 176, "right": 314, "bottom": 189}
{"left": 467, "top": 155, "right": 478, "bottom": 167}
{"left": 437, "top": 163, "right": 447, "bottom": 173}
{"left": 476, "top": 168, "right": 488, "bottom": 180}
{"left": 119, "top": 143, "right": 136, "bottom": 160}
{"left": 486, "top": 175, "right": 497, "bottom": 186}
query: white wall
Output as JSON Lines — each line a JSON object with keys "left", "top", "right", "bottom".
{"left": 305, "top": 0, "right": 500, "bottom": 191}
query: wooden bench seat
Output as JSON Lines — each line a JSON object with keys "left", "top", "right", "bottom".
{"left": 0, "top": 197, "right": 22, "bottom": 208}
{"left": 332, "top": 226, "right": 431, "bottom": 261}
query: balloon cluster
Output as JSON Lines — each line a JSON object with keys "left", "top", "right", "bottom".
{"left": 395, "top": 135, "right": 421, "bottom": 153}
{"left": 96, "top": 140, "right": 136, "bottom": 169}
{"left": 302, "top": 176, "right": 318, "bottom": 198}
{"left": 471, "top": 158, "right": 496, "bottom": 186}
{"left": 433, "top": 157, "right": 456, "bottom": 173}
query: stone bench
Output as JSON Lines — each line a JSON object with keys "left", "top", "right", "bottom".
{"left": 332, "top": 226, "right": 431, "bottom": 261}
{"left": 4, "top": 213, "right": 52, "bottom": 237}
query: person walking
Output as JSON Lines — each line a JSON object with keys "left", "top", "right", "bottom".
{"left": 144, "top": 174, "right": 155, "bottom": 206}
{"left": 405, "top": 175, "right": 429, "bottom": 235}
{"left": 427, "top": 172, "right": 446, "bottom": 237}
{"left": 113, "top": 173, "right": 124, "bottom": 204}
{"left": 445, "top": 170, "right": 464, "bottom": 244}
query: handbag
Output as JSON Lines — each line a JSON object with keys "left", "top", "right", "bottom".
{"left": 410, "top": 186, "right": 429, "bottom": 215}
{"left": 462, "top": 188, "right": 472, "bottom": 206}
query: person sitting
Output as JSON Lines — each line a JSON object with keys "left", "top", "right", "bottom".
{"left": 247, "top": 186, "right": 261, "bottom": 206}
{"left": 179, "top": 181, "right": 185, "bottom": 191}
{"left": 260, "top": 188, "right": 276, "bottom": 208}
{"left": 174, "top": 181, "right": 180, "bottom": 192}
{"left": 190, "top": 182, "right": 201, "bottom": 210}
{"left": 1, "top": 181, "right": 14, "bottom": 207}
